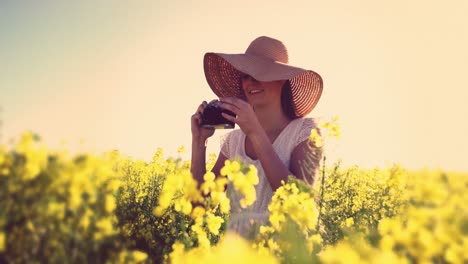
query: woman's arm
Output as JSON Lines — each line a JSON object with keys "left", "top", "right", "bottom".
{"left": 191, "top": 138, "right": 208, "bottom": 186}
{"left": 249, "top": 131, "right": 293, "bottom": 190}
{"left": 251, "top": 132, "right": 321, "bottom": 190}
{"left": 289, "top": 139, "right": 322, "bottom": 186}
{"left": 190, "top": 100, "right": 216, "bottom": 186}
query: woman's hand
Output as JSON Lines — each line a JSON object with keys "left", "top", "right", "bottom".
{"left": 191, "top": 100, "right": 217, "bottom": 142}
{"left": 218, "top": 97, "right": 263, "bottom": 137}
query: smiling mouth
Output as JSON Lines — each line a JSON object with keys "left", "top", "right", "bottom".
{"left": 249, "top": 89, "right": 264, "bottom": 95}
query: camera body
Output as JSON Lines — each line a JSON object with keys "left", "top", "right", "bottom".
{"left": 201, "top": 102, "right": 235, "bottom": 129}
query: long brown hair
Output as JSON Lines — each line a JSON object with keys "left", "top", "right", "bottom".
{"left": 281, "top": 80, "right": 299, "bottom": 120}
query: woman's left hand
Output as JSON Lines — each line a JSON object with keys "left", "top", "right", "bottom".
{"left": 218, "top": 97, "right": 263, "bottom": 137}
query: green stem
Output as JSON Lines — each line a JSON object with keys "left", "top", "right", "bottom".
{"left": 316, "top": 156, "right": 326, "bottom": 233}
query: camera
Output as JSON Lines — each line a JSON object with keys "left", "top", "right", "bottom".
{"left": 201, "top": 102, "right": 235, "bottom": 129}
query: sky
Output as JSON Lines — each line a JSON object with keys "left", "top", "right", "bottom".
{"left": 1, "top": 0, "right": 467, "bottom": 171}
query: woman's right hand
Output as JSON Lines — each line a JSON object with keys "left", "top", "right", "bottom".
{"left": 191, "top": 100, "right": 217, "bottom": 142}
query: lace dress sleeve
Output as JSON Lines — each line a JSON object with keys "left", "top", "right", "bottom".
{"left": 294, "top": 118, "right": 322, "bottom": 186}
{"left": 295, "top": 118, "right": 319, "bottom": 148}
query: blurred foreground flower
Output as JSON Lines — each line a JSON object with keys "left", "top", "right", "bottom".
{"left": 169, "top": 232, "right": 278, "bottom": 264}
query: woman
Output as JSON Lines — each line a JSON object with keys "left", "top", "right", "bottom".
{"left": 191, "top": 36, "right": 323, "bottom": 238}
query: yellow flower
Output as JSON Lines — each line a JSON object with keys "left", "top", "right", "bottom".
{"left": 204, "top": 171, "right": 216, "bottom": 182}
{"left": 269, "top": 212, "right": 286, "bottom": 229}
{"left": 169, "top": 242, "right": 186, "bottom": 264}
{"left": 169, "top": 232, "right": 279, "bottom": 264}
{"left": 221, "top": 159, "right": 258, "bottom": 208}
{"left": 206, "top": 212, "right": 224, "bottom": 235}
{"left": 246, "top": 168, "right": 259, "bottom": 185}
{"left": 320, "top": 116, "right": 341, "bottom": 138}
{"left": 94, "top": 217, "right": 115, "bottom": 240}
{"left": 177, "top": 146, "right": 186, "bottom": 155}
{"left": 445, "top": 244, "right": 463, "bottom": 263}
{"left": 307, "top": 234, "right": 322, "bottom": 252}
{"left": 15, "top": 132, "right": 48, "bottom": 180}
{"left": 215, "top": 177, "right": 228, "bottom": 192}
{"left": 153, "top": 206, "right": 165, "bottom": 217}
{"left": 197, "top": 232, "right": 211, "bottom": 249}
{"left": 378, "top": 218, "right": 394, "bottom": 234}
{"left": 219, "top": 198, "right": 230, "bottom": 214}
{"left": 0, "top": 152, "right": 5, "bottom": 165}
{"left": 231, "top": 160, "right": 241, "bottom": 172}
{"left": 131, "top": 250, "right": 148, "bottom": 262}
{"left": 309, "top": 128, "right": 323, "bottom": 148}
{"left": 79, "top": 209, "right": 93, "bottom": 230}
{"left": 181, "top": 200, "right": 193, "bottom": 215}
{"left": 379, "top": 235, "right": 395, "bottom": 252}
{"left": 118, "top": 250, "right": 149, "bottom": 264}
{"left": 191, "top": 206, "right": 206, "bottom": 219}
{"left": 320, "top": 241, "right": 362, "bottom": 264}
{"left": 0, "top": 232, "right": 5, "bottom": 252}
{"left": 0, "top": 167, "right": 9, "bottom": 176}
{"left": 47, "top": 202, "right": 65, "bottom": 220}
{"left": 105, "top": 194, "right": 117, "bottom": 213}
{"left": 69, "top": 185, "right": 82, "bottom": 209}
{"left": 220, "top": 159, "right": 241, "bottom": 177}
{"left": 201, "top": 172, "right": 217, "bottom": 195}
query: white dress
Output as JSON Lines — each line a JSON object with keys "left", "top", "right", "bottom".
{"left": 220, "top": 117, "right": 320, "bottom": 239}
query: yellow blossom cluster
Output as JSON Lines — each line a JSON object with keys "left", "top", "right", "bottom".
{"left": 375, "top": 171, "right": 468, "bottom": 263}
{"left": 309, "top": 116, "right": 341, "bottom": 148}
{"left": 267, "top": 180, "right": 318, "bottom": 232}
{"left": 0, "top": 232, "right": 4, "bottom": 252}
{"left": 113, "top": 149, "right": 201, "bottom": 262}
{"left": 320, "top": 236, "right": 408, "bottom": 264}
{"left": 200, "top": 171, "right": 230, "bottom": 214}
{"left": 153, "top": 169, "right": 202, "bottom": 216}
{"left": 254, "top": 177, "right": 321, "bottom": 262}
{"left": 14, "top": 132, "right": 48, "bottom": 180}
{"left": 168, "top": 232, "right": 278, "bottom": 264}
{"left": 0, "top": 132, "right": 128, "bottom": 263}
{"left": 112, "top": 146, "right": 259, "bottom": 262}
{"left": 319, "top": 169, "right": 468, "bottom": 264}
{"left": 220, "top": 160, "right": 259, "bottom": 208}
{"left": 149, "top": 158, "right": 259, "bottom": 255}
{"left": 319, "top": 116, "right": 341, "bottom": 138}
{"left": 117, "top": 250, "right": 148, "bottom": 264}
{"left": 318, "top": 164, "right": 408, "bottom": 245}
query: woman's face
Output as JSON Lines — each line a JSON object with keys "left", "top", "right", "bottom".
{"left": 240, "top": 74, "right": 286, "bottom": 108}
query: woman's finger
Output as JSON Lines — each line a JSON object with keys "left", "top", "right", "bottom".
{"left": 192, "top": 112, "right": 200, "bottom": 120}
{"left": 221, "top": 112, "right": 236, "bottom": 122}
{"left": 197, "top": 101, "right": 208, "bottom": 114}
{"left": 193, "top": 113, "right": 203, "bottom": 125}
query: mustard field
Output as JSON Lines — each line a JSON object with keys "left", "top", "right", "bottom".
{"left": 0, "top": 132, "right": 466, "bottom": 263}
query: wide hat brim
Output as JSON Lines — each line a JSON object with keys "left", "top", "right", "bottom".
{"left": 204, "top": 52, "right": 323, "bottom": 117}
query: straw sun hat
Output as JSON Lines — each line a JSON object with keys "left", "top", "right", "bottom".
{"left": 203, "top": 36, "right": 323, "bottom": 117}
